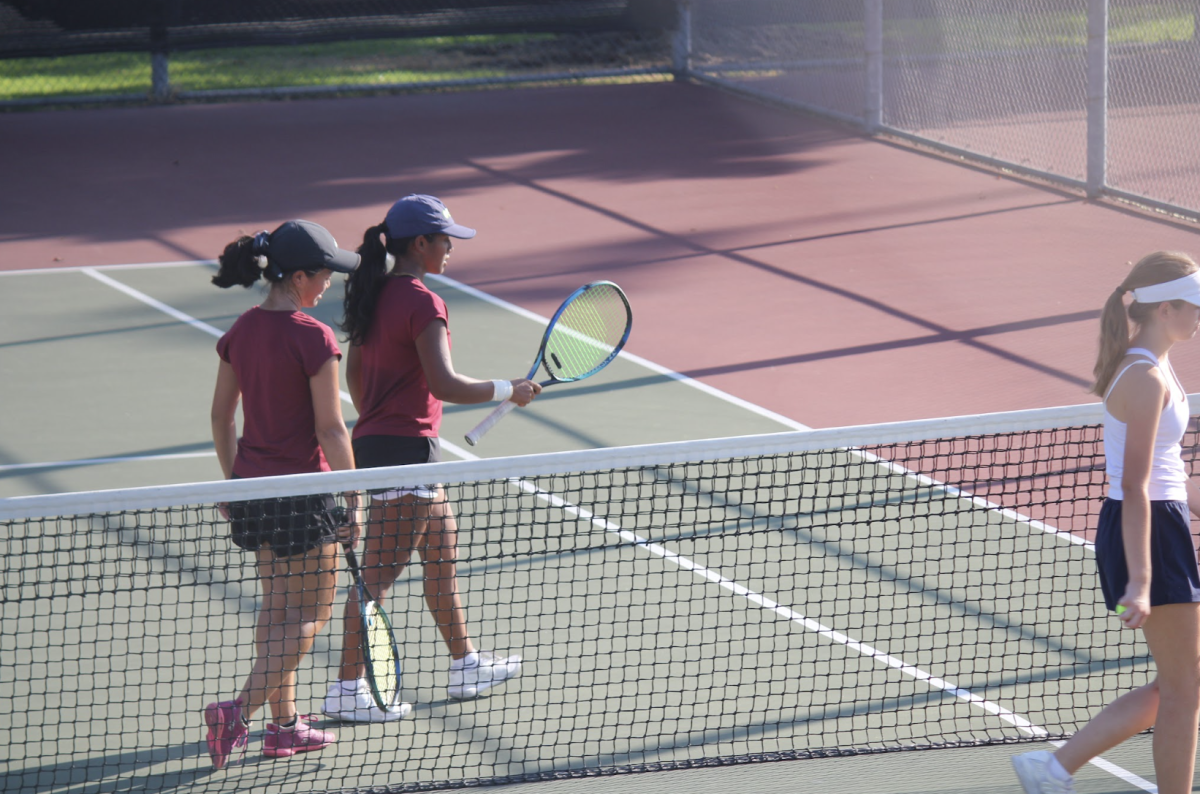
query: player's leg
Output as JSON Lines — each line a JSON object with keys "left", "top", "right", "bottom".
{"left": 418, "top": 491, "right": 472, "bottom": 658}
{"left": 239, "top": 542, "right": 339, "bottom": 712}
{"left": 1142, "top": 602, "right": 1200, "bottom": 793}
{"left": 419, "top": 490, "right": 522, "bottom": 700}
{"left": 204, "top": 541, "right": 337, "bottom": 766}
{"left": 324, "top": 495, "right": 418, "bottom": 721}
{"left": 336, "top": 497, "right": 421, "bottom": 679}
{"left": 253, "top": 541, "right": 340, "bottom": 757}
{"left": 1016, "top": 602, "right": 1200, "bottom": 792}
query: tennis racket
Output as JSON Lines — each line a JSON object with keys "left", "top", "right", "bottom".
{"left": 465, "top": 280, "right": 632, "bottom": 446}
{"left": 343, "top": 547, "right": 402, "bottom": 712}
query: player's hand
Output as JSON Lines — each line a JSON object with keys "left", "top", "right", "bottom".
{"left": 338, "top": 520, "right": 361, "bottom": 550}
{"left": 1116, "top": 586, "right": 1150, "bottom": 629}
{"left": 338, "top": 496, "right": 362, "bottom": 549}
{"left": 216, "top": 502, "right": 231, "bottom": 521}
{"left": 510, "top": 378, "right": 542, "bottom": 407}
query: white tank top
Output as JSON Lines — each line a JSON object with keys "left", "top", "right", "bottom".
{"left": 1104, "top": 347, "right": 1190, "bottom": 501}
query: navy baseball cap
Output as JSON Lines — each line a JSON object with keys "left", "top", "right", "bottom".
{"left": 267, "top": 220, "right": 360, "bottom": 274}
{"left": 384, "top": 194, "right": 477, "bottom": 240}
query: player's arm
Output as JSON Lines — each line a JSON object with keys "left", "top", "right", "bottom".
{"left": 311, "top": 355, "right": 361, "bottom": 547}
{"left": 210, "top": 360, "right": 241, "bottom": 480}
{"left": 415, "top": 319, "right": 539, "bottom": 406}
{"left": 345, "top": 343, "right": 365, "bottom": 414}
{"left": 1114, "top": 364, "right": 1166, "bottom": 627}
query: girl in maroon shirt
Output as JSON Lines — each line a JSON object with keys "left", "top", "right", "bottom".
{"left": 322, "top": 195, "right": 539, "bottom": 722}
{"left": 203, "top": 220, "right": 361, "bottom": 768}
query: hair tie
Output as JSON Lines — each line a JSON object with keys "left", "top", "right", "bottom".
{"left": 385, "top": 253, "right": 396, "bottom": 269}
{"left": 251, "top": 230, "right": 271, "bottom": 270}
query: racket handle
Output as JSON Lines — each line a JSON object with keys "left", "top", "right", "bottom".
{"left": 465, "top": 400, "right": 518, "bottom": 446}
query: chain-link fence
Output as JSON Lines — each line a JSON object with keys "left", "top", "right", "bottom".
{"left": 0, "top": 1, "right": 677, "bottom": 104}
{"left": 5, "top": 1, "right": 1200, "bottom": 221}
{"left": 683, "top": 0, "right": 1200, "bottom": 222}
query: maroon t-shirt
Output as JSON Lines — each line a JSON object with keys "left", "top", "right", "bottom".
{"left": 352, "top": 276, "right": 448, "bottom": 439}
{"left": 216, "top": 307, "right": 343, "bottom": 478}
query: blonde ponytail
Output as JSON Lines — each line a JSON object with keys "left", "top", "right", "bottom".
{"left": 1091, "top": 251, "right": 1199, "bottom": 396}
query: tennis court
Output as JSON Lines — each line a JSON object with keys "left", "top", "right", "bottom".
{"left": 3, "top": 74, "right": 1200, "bottom": 793}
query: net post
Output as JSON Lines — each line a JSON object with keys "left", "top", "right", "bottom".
{"left": 1086, "top": 0, "right": 1108, "bottom": 199}
{"left": 864, "top": 0, "right": 883, "bottom": 133}
{"left": 672, "top": 0, "right": 693, "bottom": 79}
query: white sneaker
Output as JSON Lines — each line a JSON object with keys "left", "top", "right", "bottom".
{"left": 447, "top": 652, "right": 522, "bottom": 700}
{"left": 321, "top": 679, "right": 413, "bottom": 723}
{"left": 1012, "top": 751, "right": 1076, "bottom": 794}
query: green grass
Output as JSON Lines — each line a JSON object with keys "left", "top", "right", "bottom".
{"left": 880, "top": 4, "right": 1195, "bottom": 50}
{"left": 2, "top": 5, "right": 1194, "bottom": 103}
{"left": 0, "top": 51, "right": 152, "bottom": 98}
{"left": 696, "top": 4, "right": 1194, "bottom": 64}
{"left": 0, "top": 33, "right": 668, "bottom": 102}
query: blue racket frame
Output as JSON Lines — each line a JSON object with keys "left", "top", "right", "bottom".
{"left": 465, "top": 281, "right": 632, "bottom": 446}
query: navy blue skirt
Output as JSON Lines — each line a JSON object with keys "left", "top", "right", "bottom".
{"left": 1094, "top": 498, "right": 1200, "bottom": 611}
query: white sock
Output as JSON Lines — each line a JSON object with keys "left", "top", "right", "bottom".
{"left": 451, "top": 652, "right": 480, "bottom": 670}
{"left": 1047, "top": 755, "right": 1072, "bottom": 781}
{"left": 340, "top": 679, "right": 361, "bottom": 692}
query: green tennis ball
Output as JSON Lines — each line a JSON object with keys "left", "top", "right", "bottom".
{"left": 1115, "top": 605, "right": 1127, "bottom": 615}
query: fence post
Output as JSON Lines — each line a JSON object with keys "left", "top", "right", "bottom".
{"left": 864, "top": 0, "right": 883, "bottom": 132}
{"left": 1086, "top": 0, "right": 1108, "bottom": 198}
{"left": 151, "top": 53, "right": 170, "bottom": 102}
{"left": 150, "top": 0, "right": 173, "bottom": 102}
{"left": 673, "top": 0, "right": 693, "bottom": 79}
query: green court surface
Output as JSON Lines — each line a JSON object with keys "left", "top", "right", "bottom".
{"left": 0, "top": 263, "right": 1179, "bottom": 794}
{"left": 0, "top": 262, "right": 793, "bottom": 499}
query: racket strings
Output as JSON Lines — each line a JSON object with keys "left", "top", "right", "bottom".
{"left": 544, "top": 287, "right": 629, "bottom": 380}
{"left": 365, "top": 602, "right": 400, "bottom": 705}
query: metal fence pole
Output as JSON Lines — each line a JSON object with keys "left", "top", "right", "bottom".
{"left": 864, "top": 0, "right": 883, "bottom": 132}
{"left": 1086, "top": 0, "right": 1108, "bottom": 198}
{"left": 151, "top": 53, "right": 170, "bottom": 102}
{"left": 673, "top": 0, "right": 693, "bottom": 78}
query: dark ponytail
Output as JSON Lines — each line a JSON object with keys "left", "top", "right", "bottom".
{"left": 342, "top": 223, "right": 421, "bottom": 345}
{"left": 212, "top": 230, "right": 284, "bottom": 288}
{"left": 342, "top": 223, "right": 390, "bottom": 345}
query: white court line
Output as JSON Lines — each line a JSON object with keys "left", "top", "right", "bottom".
{"left": 69, "top": 262, "right": 1152, "bottom": 788}
{"left": 0, "top": 260, "right": 216, "bottom": 277}
{"left": 510, "top": 477, "right": 1160, "bottom": 789}
{"left": 83, "top": 268, "right": 227, "bottom": 338}
{"left": 427, "top": 272, "right": 811, "bottom": 432}
{"left": 0, "top": 451, "right": 215, "bottom": 473}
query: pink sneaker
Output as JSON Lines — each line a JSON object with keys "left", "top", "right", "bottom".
{"left": 263, "top": 716, "right": 336, "bottom": 758}
{"left": 203, "top": 700, "right": 249, "bottom": 770}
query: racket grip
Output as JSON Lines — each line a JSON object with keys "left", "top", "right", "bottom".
{"left": 465, "top": 400, "right": 518, "bottom": 446}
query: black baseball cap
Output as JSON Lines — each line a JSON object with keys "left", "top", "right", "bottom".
{"left": 266, "top": 220, "right": 360, "bottom": 274}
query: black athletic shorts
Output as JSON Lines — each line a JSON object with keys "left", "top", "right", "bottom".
{"left": 227, "top": 478, "right": 342, "bottom": 558}
{"left": 352, "top": 435, "right": 441, "bottom": 500}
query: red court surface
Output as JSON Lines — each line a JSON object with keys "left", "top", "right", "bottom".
{"left": 4, "top": 80, "right": 1200, "bottom": 429}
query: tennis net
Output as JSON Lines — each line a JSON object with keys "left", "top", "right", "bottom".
{"left": 3, "top": 398, "right": 1193, "bottom": 794}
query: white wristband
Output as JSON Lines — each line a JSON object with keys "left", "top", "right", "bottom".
{"left": 491, "top": 379, "right": 514, "bottom": 402}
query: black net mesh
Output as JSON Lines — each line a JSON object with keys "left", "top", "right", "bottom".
{"left": 2, "top": 409, "right": 1188, "bottom": 792}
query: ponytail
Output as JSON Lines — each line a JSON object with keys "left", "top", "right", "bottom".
{"left": 1091, "top": 250, "right": 1199, "bottom": 396}
{"left": 342, "top": 223, "right": 393, "bottom": 345}
{"left": 212, "top": 230, "right": 284, "bottom": 288}
{"left": 1092, "top": 287, "right": 1131, "bottom": 397}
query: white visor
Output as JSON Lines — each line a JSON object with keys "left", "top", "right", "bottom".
{"left": 1129, "top": 272, "right": 1200, "bottom": 306}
